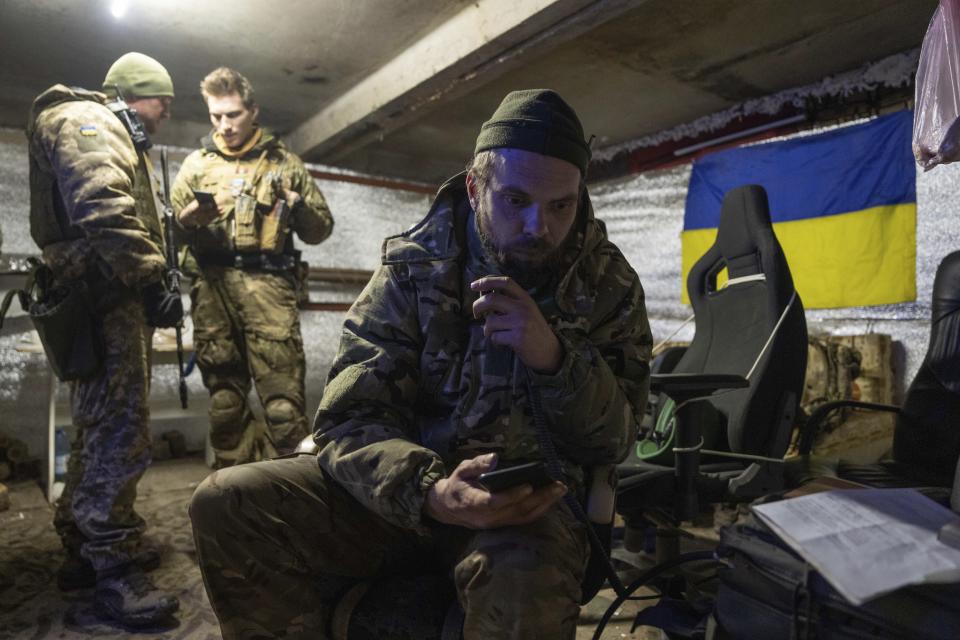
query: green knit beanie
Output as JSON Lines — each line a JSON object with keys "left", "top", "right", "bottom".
{"left": 474, "top": 89, "right": 591, "bottom": 175}
{"left": 102, "top": 52, "right": 174, "bottom": 99}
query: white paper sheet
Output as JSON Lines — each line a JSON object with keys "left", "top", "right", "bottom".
{"left": 752, "top": 488, "right": 960, "bottom": 604}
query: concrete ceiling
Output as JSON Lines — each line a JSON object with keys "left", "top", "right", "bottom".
{"left": 0, "top": 0, "right": 938, "bottom": 184}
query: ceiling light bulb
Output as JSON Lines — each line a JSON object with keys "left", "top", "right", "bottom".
{"left": 110, "top": 0, "right": 128, "bottom": 19}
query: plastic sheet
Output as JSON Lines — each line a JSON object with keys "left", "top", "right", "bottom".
{"left": 913, "top": 0, "right": 960, "bottom": 170}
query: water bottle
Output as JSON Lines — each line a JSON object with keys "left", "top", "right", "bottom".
{"left": 54, "top": 427, "right": 70, "bottom": 482}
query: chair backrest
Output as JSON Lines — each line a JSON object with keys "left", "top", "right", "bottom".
{"left": 676, "top": 185, "right": 807, "bottom": 457}
{"left": 894, "top": 250, "right": 960, "bottom": 484}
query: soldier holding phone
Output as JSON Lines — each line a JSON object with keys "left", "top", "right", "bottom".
{"left": 171, "top": 67, "right": 333, "bottom": 467}
{"left": 190, "top": 89, "right": 652, "bottom": 639}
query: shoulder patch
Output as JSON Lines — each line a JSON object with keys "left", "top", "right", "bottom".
{"left": 79, "top": 124, "right": 97, "bottom": 136}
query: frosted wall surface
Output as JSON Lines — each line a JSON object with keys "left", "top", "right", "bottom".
{"left": 303, "top": 174, "right": 431, "bottom": 270}
{"left": 0, "top": 131, "right": 31, "bottom": 254}
{"left": 3, "top": 128, "right": 960, "bottom": 457}
{"left": 590, "top": 165, "right": 693, "bottom": 335}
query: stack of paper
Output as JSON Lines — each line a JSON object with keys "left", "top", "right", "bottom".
{"left": 752, "top": 488, "right": 960, "bottom": 604}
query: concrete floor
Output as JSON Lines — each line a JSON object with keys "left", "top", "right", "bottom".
{"left": 0, "top": 456, "right": 665, "bottom": 639}
{"left": 0, "top": 456, "right": 215, "bottom": 640}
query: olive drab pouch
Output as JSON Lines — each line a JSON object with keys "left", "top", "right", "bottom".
{"left": 259, "top": 164, "right": 292, "bottom": 254}
{"left": 233, "top": 192, "right": 260, "bottom": 252}
{"left": 0, "top": 258, "right": 102, "bottom": 381}
{"left": 259, "top": 201, "right": 285, "bottom": 253}
{"left": 233, "top": 150, "right": 271, "bottom": 252}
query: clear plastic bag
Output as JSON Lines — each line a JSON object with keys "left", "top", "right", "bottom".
{"left": 914, "top": 0, "right": 960, "bottom": 170}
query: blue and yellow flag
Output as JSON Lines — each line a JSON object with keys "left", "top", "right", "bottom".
{"left": 683, "top": 110, "right": 916, "bottom": 308}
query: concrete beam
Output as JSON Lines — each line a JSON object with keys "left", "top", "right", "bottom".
{"left": 287, "top": 0, "right": 645, "bottom": 162}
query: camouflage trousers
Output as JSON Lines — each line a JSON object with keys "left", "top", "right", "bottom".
{"left": 189, "top": 454, "right": 589, "bottom": 640}
{"left": 53, "top": 294, "right": 153, "bottom": 572}
{"left": 190, "top": 267, "right": 309, "bottom": 467}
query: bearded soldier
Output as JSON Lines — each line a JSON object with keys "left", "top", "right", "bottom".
{"left": 27, "top": 52, "right": 182, "bottom": 626}
{"left": 190, "top": 89, "right": 651, "bottom": 639}
{"left": 171, "top": 67, "right": 333, "bottom": 468}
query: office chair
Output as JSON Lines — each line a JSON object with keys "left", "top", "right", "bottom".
{"left": 615, "top": 184, "right": 808, "bottom": 562}
{"left": 790, "top": 250, "right": 960, "bottom": 506}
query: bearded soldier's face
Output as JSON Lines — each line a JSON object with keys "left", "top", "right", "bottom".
{"left": 468, "top": 148, "right": 581, "bottom": 286}
{"left": 206, "top": 92, "right": 259, "bottom": 149}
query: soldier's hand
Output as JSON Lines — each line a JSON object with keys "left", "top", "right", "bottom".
{"left": 471, "top": 276, "right": 564, "bottom": 374}
{"left": 142, "top": 281, "right": 184, "bottom": 328}
{"left": 178, "top": 199, "right": 221, "bottom": 228}
{"left": 424, "top": 453, "right": 566, "bottom": 529}
{"left": 283, "top": 189, "right": 302, "bottom": 208}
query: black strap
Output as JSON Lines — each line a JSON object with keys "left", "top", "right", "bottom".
{"left": 197, "top": 251, "right": 300, "bottom": 272}
{"left": 0, "top": 289, "right": 20, "bottom": 331}
{"left": 0, "top": 257, "right": 49, "bottom": 331}
{"left": 524, "top": 368, "right": 628, "bottom": 598}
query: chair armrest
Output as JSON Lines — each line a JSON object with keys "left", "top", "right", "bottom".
{"left": 651, "top": 373, "right": 749, "bottom": 403}
{"left": 796, "top": 399, "right": 901, "bottom": 455}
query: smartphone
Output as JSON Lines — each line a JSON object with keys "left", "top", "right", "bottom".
{"left": 477, "top": 461, "right": 554, "bottom": 493}
{"left": 193, "top": 190, "right": 217, "bottom": 207}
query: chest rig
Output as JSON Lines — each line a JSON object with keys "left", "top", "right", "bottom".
{"left": 198, "top": 146, "right": 290, "bottom": 254}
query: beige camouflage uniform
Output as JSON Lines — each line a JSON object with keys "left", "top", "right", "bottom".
{"left": 190, "top": 174, "right": 652, "bottom": 639}
{"left": 27, "top": 85, "right": 167, "bottom": 572}
{"left": 171, "top": 130, "right": 333, "bottom": 466}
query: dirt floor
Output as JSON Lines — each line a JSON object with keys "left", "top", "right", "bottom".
{"left": 0, "top": 456, "right": 665, "bottom": 640}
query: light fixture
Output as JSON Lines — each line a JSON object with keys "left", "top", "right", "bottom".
{"left": 110, "top": 0, "right": 129, "bottom": 19}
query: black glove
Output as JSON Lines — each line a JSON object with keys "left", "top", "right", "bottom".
{"left": 142, "top": 281, "right": 184, "bottom": 328}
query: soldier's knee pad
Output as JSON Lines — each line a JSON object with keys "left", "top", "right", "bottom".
{"left": 264, "top": 398, "right": 307, "bottom": 450}
{"left": 209, "top": 389, "right": 248, "bottom": 448}
{"left": 209, "top": 388, "right": 246, "bottom": 425}
{"left": 264, "top": 398, "right": 298, "bottom": 426}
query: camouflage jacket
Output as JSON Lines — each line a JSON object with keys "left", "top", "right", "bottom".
{"left": 26, "top": 85, "right": 166, "bottom": 288}
{"left": 315, "top": 173, "right": 652, "bottom": 531}
{"left": 170, "top": 129, "right": 333, "bottom": 258}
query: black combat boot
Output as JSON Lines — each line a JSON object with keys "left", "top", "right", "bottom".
{"left": 57, "top": 545, "right": 161, "bottom": 591}
{"left": 94, "top": 564, "right": 179, "bottom": 627}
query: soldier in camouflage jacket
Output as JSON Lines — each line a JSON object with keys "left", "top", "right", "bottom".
{"left": 27, "top": 53, "right": 181, "bottom": 626}
{"left": 190, "top": 90, "right": 651, "bottom": 639}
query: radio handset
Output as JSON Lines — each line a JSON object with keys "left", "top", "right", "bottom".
{"left": 105, "top": 85, "right": 152, "bottom": 151}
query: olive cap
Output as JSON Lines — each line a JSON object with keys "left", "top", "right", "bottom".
{"left": 102, "top": 52, "right": 174, "bottom": 99}
{"left": 474, "top": 89, "right": 591, "bottom": 174}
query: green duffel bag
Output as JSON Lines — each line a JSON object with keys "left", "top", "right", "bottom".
{"left": 1, "top": 258, "right": 102, "bottom": 381}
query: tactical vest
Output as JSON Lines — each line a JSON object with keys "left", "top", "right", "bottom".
{"left": 184, "top": 136, "right": 295, "bottom": 257}
{"left": 27, "top": 88, "right": 163, "bottom": 252}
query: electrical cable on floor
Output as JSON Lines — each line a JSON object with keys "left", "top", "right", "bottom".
{"left": 525, "top": 367, "right": 725, "bottom": 639}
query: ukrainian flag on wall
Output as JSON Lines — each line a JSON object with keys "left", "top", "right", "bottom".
{"left": 682, "top": 109, "right": 916, "bottom": 308}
